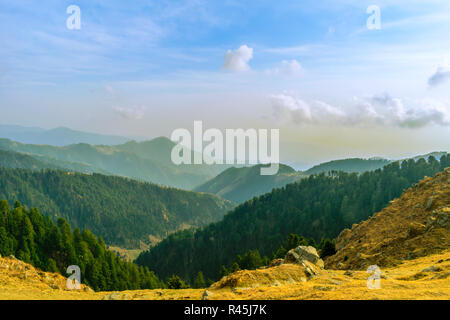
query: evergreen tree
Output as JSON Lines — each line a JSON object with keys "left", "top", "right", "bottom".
{"left": 193, "top": 271, "right": 206, "bottom": 289}
{"left": 167, "top": 275, "right": 189, "bottom": 289}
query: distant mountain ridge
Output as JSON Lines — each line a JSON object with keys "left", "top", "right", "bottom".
{"left": 304, "top": 153, "right": 449, "bottom": 175}
{"left": 0, "top": 124, "right": 135, "bottom": 146}
{"left": 0, "top": 137, "right": 224, "bottom": 189}
{"left": 194, "top": 164, "right": 305, "bottom": 203}
{"left": 304, "top": 158, "right": 391, "bottom": 175}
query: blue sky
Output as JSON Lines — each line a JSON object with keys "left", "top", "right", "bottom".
{"left": 1, "top": 0, "right": 450, "bottom": 166}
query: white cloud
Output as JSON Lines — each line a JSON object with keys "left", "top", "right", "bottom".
{"left": 270, "top": 92, "right": 450, "bottom": 128}
{"left": 428, "top": 61, "right": 450, "bottom": 87}
{"left": 266, "top": 59, "right": 303, "bottom": 76}
{"left": 113, "top": 106, "right": 146, "bottom": 120}
{"left": 222, "top": 45, "right": 253, "bottom": 72}
{"left": 364, "top": 93, "right": 450, "bottom": 128}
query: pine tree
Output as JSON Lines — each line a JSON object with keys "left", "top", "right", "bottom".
{"left": 167, "top": 275, "right": 189, "bottom": 289}
{"left": 193, "top": 271, "right": 206, "bottom": 289}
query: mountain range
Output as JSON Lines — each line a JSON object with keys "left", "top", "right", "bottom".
{"left": 0, "top": 137, "right": 226, "bottom": 190}
{"left": 0, "top": 124, "right": 134, "bottom": 146}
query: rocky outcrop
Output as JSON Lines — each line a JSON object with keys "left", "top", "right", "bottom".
{"left": 284, "top": 246, "right": 324, "bottom": 269}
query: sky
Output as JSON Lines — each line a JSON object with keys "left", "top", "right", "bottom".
{"left": 1, "top": 0, "right": 450, "bottom": 168}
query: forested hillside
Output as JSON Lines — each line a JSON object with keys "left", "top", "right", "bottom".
{"left": 0, "top": 149, "right": 62, "bottom": 170}
{"left": 0, "top": 167, "right": 233, "bottom": 248}
{"left": 0, "top": 137, "right": 224, "bottom": 189}
{"left": 304, "top": 158, "right": 391, "bottom": 175}
{"left": 0, "top": 200, "right": 163, "bottom": 291}
{"left": 194, "top": 164, "right": 305, "bottom": 203}
{"left": 136, "top": 155, "right": 450, "bottom": 282}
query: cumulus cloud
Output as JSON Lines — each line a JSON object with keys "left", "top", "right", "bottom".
{"left": 222, "top": 45, "right": 253, "bottom": 72}
{"left": 270, "top": 92, "right": 450, "bottom": 128}
{"left": 113, "top": 106, "right": 145, "bottom": 120}
{"left": 428, "top": 63, "right": 450, "bottom": 87}
{"left": 266, "top": 59, "right": 303, "bottom": 76}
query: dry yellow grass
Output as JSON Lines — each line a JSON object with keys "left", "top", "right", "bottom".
{"left": 0, "top": 250, "right": 448, "bottom": 300}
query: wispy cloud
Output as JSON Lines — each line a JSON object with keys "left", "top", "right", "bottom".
{"left": 428, "top": 60, "right": 450, "bottom": 87}
{"left": 270, "top": 92, "right": 450, "bottom": 128}
{"left": 266, "top": 60, "right": 303, "bottom": 76}
{"left": 113, "top": 106, "right": 146, "bottom": 120}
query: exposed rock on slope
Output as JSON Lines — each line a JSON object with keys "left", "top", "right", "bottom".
{"left": 326, "top": 168, "right": 450, "bottom": 270}
{"left": 284, "top": 246, "right": 325, "bottom": 269}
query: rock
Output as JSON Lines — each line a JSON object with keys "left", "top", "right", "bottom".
{"left": 432, "top": 272, "right": 450, "bottom": 280}
{"left": 335, "top": 228, "right": 351, "bottom": 250}
{"left": 49, "top": 284, "right": 60, "bottom": 290}
{"left": 284, "top": 246, "right": 324, "bottom": 268}
{"left": 406, "top": 222, "right": 426, "bottom": 238}
{"left": 344, "top": 270, "right": 353, "bottom": 277}
{"left": 426, "top": 209, "right": 449, "bottom": 230}
{"left": 268, "top": 258, "right": 284, "bottom": 267}
{"left": 421, "top": 265, "right": 441, "bottom": 273}
{"left": 202, "top": 290, "right": 212, "bottom": 300}
{"left": 83, "top": 286, "right": 94, "bottom": 293}
{"left": 102, "top": 292, "right": 131, "bottom": 300}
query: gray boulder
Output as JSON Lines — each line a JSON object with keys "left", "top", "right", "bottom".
{"left": 284, "top": 246, "right": 324, "bottom": 268}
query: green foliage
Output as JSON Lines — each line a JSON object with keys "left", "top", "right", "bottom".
{"left": 273, "top": 233, "right": 309, "bottom": 259}
{"left": 318, "top": 238, "right": 336, "bottom": 258}
{"left": 234, "top": 249, "right": 267, "bottom": 270}
{"left": 136, "top": 156, "right": 450, "bottom": 283}
{"left": 167, "top": 275, "right": 189, "bottom": 289}
{"left": 0, "top": 200, "right": 163, "bottom": 291}
{"left": 193, "top": 271, "right": 206, "bottom": 289}
{"left": 0, "top": 167, "right": 233, "bottom": 248}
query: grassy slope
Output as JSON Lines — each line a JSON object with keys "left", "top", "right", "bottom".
{"left": 1, "top": 250, "right": 448, "bottom": 300}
